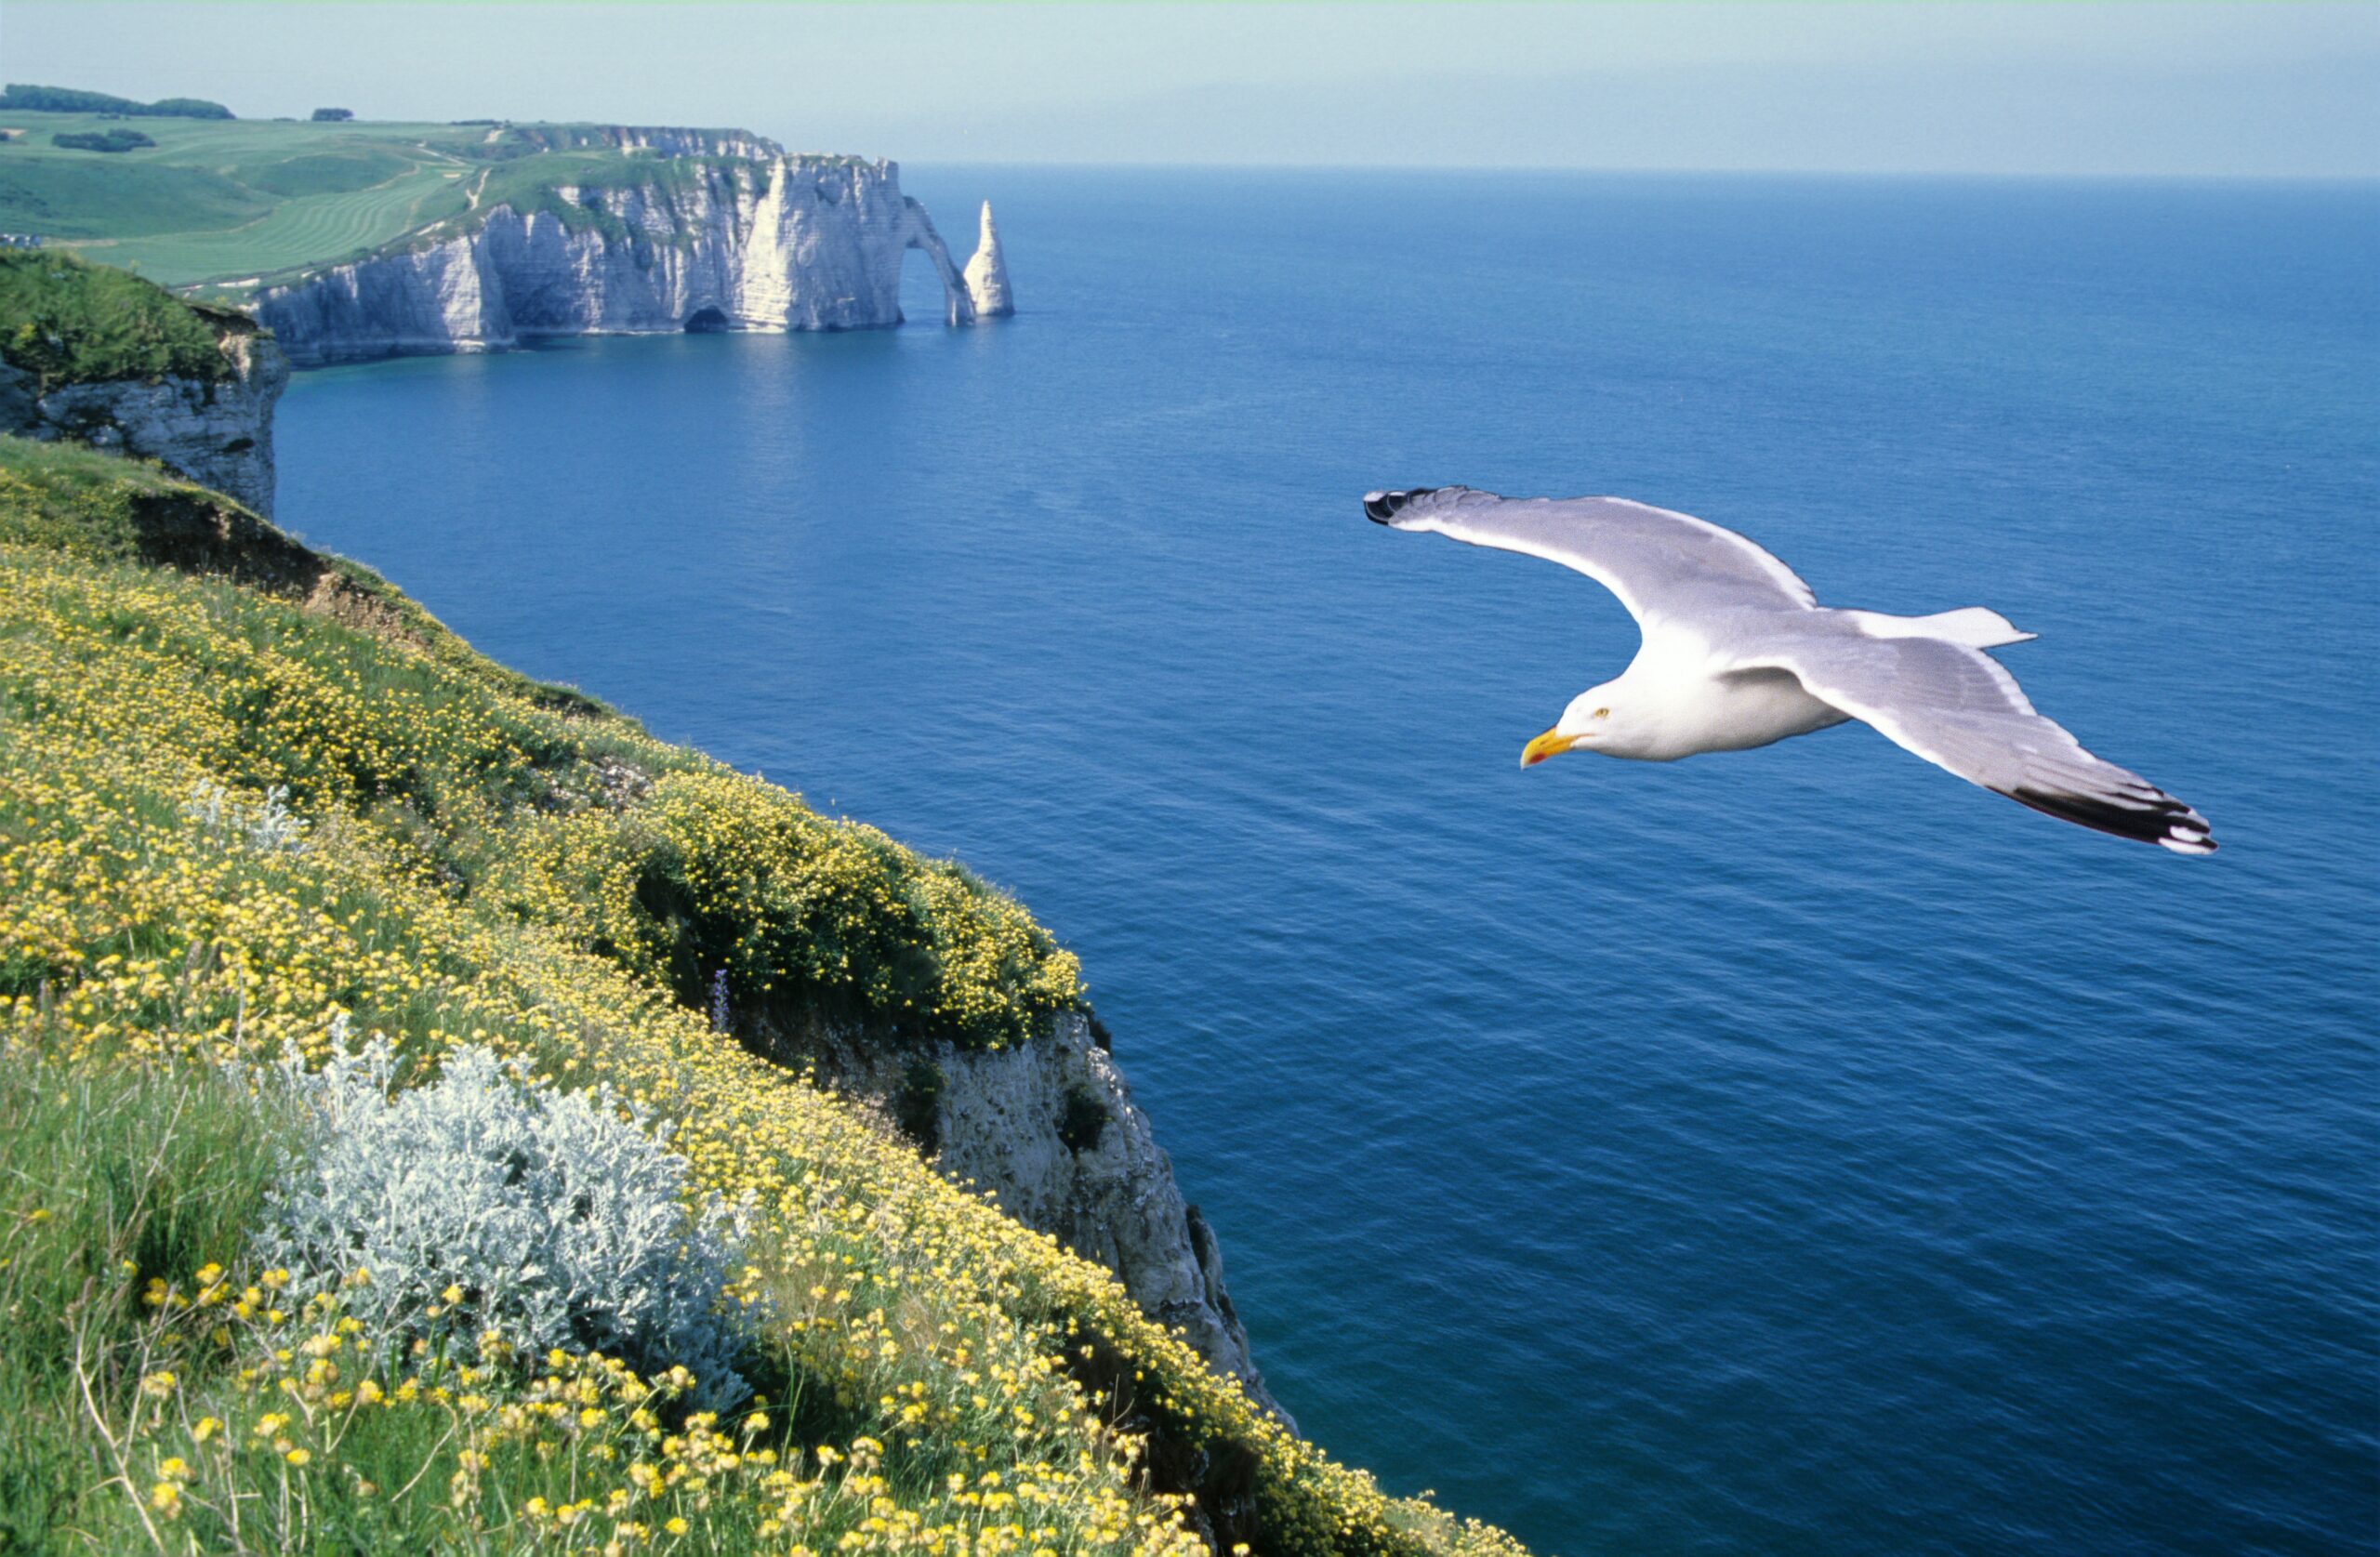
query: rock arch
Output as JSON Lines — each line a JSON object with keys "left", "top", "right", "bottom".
{"left": 897, "top": 196, "right": 974, "bottom": 325}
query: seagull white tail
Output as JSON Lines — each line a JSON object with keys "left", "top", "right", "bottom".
{"left": 1847, "top": 607, "right": 2036, "bottom": 649}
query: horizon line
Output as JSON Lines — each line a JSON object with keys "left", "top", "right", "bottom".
{"left": 891, "top": 159, "right": 2380, "bottom": 185}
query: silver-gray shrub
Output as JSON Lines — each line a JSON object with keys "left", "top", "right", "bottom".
{"left": 182, "top": 779, "right": 309, "bottom": 854}
{"left": 250, "top": 1035, "right": 750, "bottom": 1406}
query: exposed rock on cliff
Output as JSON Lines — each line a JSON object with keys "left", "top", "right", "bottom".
{"left": 963, "top": 202, "right": 1014, "bottom": 318}
{"left": 774, "top": 1010, "right": 1291, "bottom": 1430}
{"left": 256, "top": 157, "right": 994, "bottom": 366}
{"left": 518, "top": 123, "right": 787, "bottom": 160}
{"left": 0, "top": 304, "right": 286, "bottom": 516}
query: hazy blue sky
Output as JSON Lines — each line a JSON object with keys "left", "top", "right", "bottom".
{"left": 5, "top": 3, "right": 2373, "bottom": 176}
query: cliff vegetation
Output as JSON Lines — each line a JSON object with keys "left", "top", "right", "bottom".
{"left": 0, "top": 434, "right": 1531, "bottom": 1557}
{"left": 0, "top": 256, "right": 283, "bottom": 517}
{"left": 0, "top": 251, "right": 231, "bottom": 389}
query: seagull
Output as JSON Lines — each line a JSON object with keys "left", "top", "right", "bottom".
{"left": 1363, "top": 486, "right": 2215, "bottom": 853}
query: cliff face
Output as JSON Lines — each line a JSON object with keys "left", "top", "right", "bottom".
{"left": 0, "top": 308, "right": 286, "bottom": 516}
{"left": 256, "top": 157, "right": 984, "bottom": 366}
{"left": 774, "top": 1010, "right": 1292, "bottom": 1430}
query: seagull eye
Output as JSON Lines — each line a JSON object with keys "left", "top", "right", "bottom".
{"left": 1593, "top": 707, "right": 1609, "bottom": 720}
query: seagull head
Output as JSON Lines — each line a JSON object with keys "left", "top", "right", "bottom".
{"left": 1522, "top": 687, "right": 1620, "bottom": 767}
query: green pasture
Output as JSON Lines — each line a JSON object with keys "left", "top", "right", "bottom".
{"left": 0, "top": 112, "right": 490, "bottom": 285}
{"left": 0, "top": 113, "right": 598, "bottom": 287}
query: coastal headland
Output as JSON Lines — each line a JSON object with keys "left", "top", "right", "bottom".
{"left": 1, "top": 102, "right": 1016, "bottom": 365}
{"left": 0, "top": 100, "right": 1532, "bottom": 1554}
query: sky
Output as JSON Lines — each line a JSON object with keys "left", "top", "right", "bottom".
{"left": 3, "top": 2, "right": 2374, "bottom": 177}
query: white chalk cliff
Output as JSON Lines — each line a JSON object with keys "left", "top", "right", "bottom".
{"left": 256, "top": 156, "right": 996, "bottom": 367}
{"left": 963, "top": 202, "right": 1014, "bottom": 318}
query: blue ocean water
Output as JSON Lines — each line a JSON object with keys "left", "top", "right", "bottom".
{"left": 279, "top": 170, "right": 2378, "bottom": 1555}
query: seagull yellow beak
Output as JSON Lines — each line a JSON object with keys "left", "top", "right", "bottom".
{"left": 1521, "top": 728, "right": 1573, "bottom": 768}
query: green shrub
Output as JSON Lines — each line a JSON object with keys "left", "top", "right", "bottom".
{"left": 145, "top": 99, "right": 235, "bottom": 121}
{"left": 0, "top": 251, "right": 229, "bottom": 389}
{"left": 48, "top": 129, "right": 155, "bottom": 154}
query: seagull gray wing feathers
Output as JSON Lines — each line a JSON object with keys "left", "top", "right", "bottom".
{"left": 1363, "top": 486, "right": 1816, "bottom": 629}
{"left": 1723, "top": 631, "right": 2216, "bottom": 853}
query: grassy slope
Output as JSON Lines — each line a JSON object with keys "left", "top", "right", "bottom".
{"left": 0, "top": 112, "right": 810, "bottom": 289}
{"left": 0, "top": 434, "right": 1533, "bottom": 1556}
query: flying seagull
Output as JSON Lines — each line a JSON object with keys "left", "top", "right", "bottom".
{"left": 1363, "top": 486, "right": 2215, "bottom": 853}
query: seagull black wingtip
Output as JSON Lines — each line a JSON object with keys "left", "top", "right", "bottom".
{"left": 1363, "top": 488, "right": 1436, "bottom": 524}
{"left": 2003, "top": 785, "right": 2218, "bottom": 854}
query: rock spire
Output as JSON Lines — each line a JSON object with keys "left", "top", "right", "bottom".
{"left": 962, "top": 201, "right": 1014, "bottom": 319}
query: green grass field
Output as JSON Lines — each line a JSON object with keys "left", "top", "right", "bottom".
{"left": 0, "top": 112, "right": 491, "bottom": 285}
{"left": 0, "top": 112, "right": 787, "bottom": 290}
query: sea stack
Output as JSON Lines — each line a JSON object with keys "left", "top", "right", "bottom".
{"left": 963, "top": 201, "right": 1014, "bottom": 318}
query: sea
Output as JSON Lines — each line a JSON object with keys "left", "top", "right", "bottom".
{"left": 277, "top": 168, "right": 2379, "bottom": 1556}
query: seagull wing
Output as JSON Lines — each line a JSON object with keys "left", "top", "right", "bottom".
{"left": 1728, "top": 627, "right": 2216, "bottom": 852}
{"left": 1363, "top": 486, "right": 1818, "bottom": 628}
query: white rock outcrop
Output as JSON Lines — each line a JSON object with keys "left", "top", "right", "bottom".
{"left": 591, "top": 125, "right": 784, "bottom": 160}
{"left": 792, "top": 1011, "right": 1290, "bottom": 1429}
{"left": 255, "top": 157, "right": 997, "bottom": 366}
{"left": 962, "top": 202, "right": 1013, "bottom": 318}
{"left": 0, "top": 309, "right": 288, "bottom": 515}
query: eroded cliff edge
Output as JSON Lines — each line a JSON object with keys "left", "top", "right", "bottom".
{"left": 772, "top": 1009, "right": 1290, "bottom": 1429}
{"left": 0, "top": 272, "right": 286, "bottom": 516}
{"left": 256, "top": 155, "right": 986, "bottom": 366}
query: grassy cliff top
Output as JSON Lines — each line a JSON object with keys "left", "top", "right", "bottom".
{"left": 0, "top": 435, "right": 1535, "bottom": 1554}
{"left": 0, "top": 108, "right": 851, "bottom": 290}
{"left": 0, "top": 248, "right": 236, "bottom": 389}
